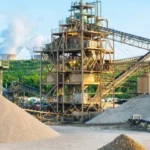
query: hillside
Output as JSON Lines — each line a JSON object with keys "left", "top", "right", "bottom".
{"left": 3, "top": 60, "right": 137, "bottom": 99}
{"left": 3, "top": 60, "right": 40, "bottom": 89}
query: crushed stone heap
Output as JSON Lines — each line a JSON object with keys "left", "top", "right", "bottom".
{"left": 86, "top": 94, "right": 150, "bottom": 124}
{"left": 0, "top": 95, "right": 59, "bottom": 143}
{"left": 99, "top": 134, "right": 146, "bottom": 150}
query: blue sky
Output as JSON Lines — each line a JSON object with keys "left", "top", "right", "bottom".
{"left": 0, "top": 0, "right": 150, "bottom": 59}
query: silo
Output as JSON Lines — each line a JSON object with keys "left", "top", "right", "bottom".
{"left": 137, "top": 74, "right": 150, "bottom": 94}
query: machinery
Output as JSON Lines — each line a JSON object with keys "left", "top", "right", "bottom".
{"left": 35, "top": 0, "right": 150, "bottom": 122}
{"left": 128, "top": 114, "right": 150, "bottom": 131}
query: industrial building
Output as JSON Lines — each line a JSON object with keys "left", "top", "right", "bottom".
{"left": 37, "top": 0, "right": 113, "bottom": 120}
{"left": 0, "top": 1, "right": 150, "bottom": 149}
{"left": 33, "top": 0, "right": 150, "bottom": 121}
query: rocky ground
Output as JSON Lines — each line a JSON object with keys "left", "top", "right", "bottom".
{"left": 99, "top": 134, "right": 146, "bottom": 150}
{"left": 0, "top": 125, "right": 149, "bottom": 150}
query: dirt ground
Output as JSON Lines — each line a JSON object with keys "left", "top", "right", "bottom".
{"left": 0, "top": 125, "right": 149, "bottom": 150}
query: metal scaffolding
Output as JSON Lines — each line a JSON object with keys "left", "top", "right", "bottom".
{"left": 36, "top": 0, "right": 150, "bottom": 122}
{"left": 38, "top": 0, "right": 115, "bottom": 121}
{"left": 88, "top": 25, "right": 150, "bottom": 50}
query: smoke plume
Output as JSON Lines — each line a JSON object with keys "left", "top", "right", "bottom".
{"left": 0, "top": 16, "right": 47, "bottom": 58}
{"left": 0, "top": 18, "right": 31, "bottom": 54}
{"left": 25, "top": 35, "right": 45, "bottom": 53}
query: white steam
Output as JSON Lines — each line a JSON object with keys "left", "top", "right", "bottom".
{"left": 26, "top": 35, "right": 45, "bottom": 53}
{"left": 0, "top": 17, "right": 46, "bottom": 56}
{"left": 0, "top": 18, "right": 31, "bottom": 54}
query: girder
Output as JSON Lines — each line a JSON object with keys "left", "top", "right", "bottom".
{"left": 87, "top": 24, "right": 150, "bottom": 50}
{"left": 102, "top": 51, "right": 150, "bottom": 98}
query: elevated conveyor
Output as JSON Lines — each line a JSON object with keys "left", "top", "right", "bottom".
{"left": 114, "top": 56, "right": 141, "bottom": 64}
{"left": 12, "top": 82, "right": 55, "bottom": 100}
{"left": 13, "top": 82, "right": 40, "bottom": 96}
{"left": 87, "top": 24, "right": 150, "bottom": 51}
{"left": 102, "top": 51, "right": 150, "bottom": 98}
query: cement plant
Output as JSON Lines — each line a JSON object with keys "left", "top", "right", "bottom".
{"left": 0, "top": 0, "right": 150, "bottom": 150}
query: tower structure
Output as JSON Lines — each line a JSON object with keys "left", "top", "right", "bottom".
{"left": 40, "top": 0, "right": 115, "bottom": 120}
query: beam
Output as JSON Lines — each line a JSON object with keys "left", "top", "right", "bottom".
{"left": 87, "top": 24, "right": 150, "bottom": 51}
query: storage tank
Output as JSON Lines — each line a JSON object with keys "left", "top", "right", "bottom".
{"left": 137, "top": 74, "right": 150, "bottom": 94}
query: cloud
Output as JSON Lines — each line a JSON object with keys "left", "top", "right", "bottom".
{"left": 0, "top": 14, "right": 8, "bottom": 31}
{"left": 0, "top": 17, "right": 32, "bottom": 54}
{"left": 0, "top": 16, "right": 47, "bottom": 58}
{"left": 0, "top": 14, "right": 7, "bottom": 21}
{"left": 16, "top": 47, "right": 31, "bottom": 60}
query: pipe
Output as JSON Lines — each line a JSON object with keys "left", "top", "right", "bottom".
{"left": 97, "top": 0, "right": 98, "bottom": 17}
{"left": 92, "top": 3, "right": 97, "bottom": 24}
{"left": 87, "top": 1, "right": 102, "bottom": 23}
{"left": 99, "top": 1, "right": 102, "bottom": 17}
{"left": 80, "top": 0, "right": 84, "bottom": 123}
{"left": 91, "top": 0, "right": 102, "bottom": 17}
{"left": 101, "top": 18, "right": 108, "bottom": 28}
{"left": 104, "top": 19, "right": 108, "bottom": 28}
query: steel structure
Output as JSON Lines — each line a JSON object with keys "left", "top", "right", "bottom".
{"left": 88, "top": 25, "right": 150, "bottom": 50}
{"left": 12, "top": 82, "right": 41, "bottom": 96}
{"left": 36, "top": 0, "right": 150, "bottom": 122}
{"left": 102, "top": 51, "right": 150, "bottom": 98}
{"left": 39, "top": 0, "right": 115, "bottom": 121}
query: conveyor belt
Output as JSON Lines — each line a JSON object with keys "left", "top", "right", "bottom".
{"left": 102, "top": 51, "right": 150, "bottom": 98}
{"left": 114, "top": 56, "right": 141, "bottom": 64}
{"left": 87, "top": 24, "right": 150, "bottom": 50}
{"left": 13, "top": 82, "right": 40, "bottom": 96}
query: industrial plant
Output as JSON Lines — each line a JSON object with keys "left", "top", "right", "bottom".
{"left": 0, "top": 0, "right": 150, "bottom": 149}
{"left": 33, "top": 0, "right": 150, "bottom": 122}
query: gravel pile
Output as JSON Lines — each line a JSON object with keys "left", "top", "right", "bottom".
{"left": 86, "top": 95, "right": 150, "bottom": 124}
{"left": 0, "top": 95, "right": 59, "bottom": 143}
{"left": 99, "top": 134, "right": 146, "bottom": 150}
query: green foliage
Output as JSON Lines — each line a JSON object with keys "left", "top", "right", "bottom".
{"left": 3, "top": 60, "right": 41, "bottom": 89}
{"left": 3, "top": 60, "right": 138, "bottom": 99}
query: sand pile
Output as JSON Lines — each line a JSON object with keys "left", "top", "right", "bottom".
{"left": 99, "top": 134, "right": 146, "bottom": 150}
{"left": 86, "top": 95, "right": 150, "bottom": 124}
{"left": 0, "top": 95, "right": 59, "bottom": 143}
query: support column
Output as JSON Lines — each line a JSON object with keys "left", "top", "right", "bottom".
{"left": 81, "top": 0, "right": 84, "bottom": 123}
{"left": 112, "top": 33, "right": 115, "bottom": 108}
{"left": 0, "top": 70, "right": 3, "bottom": 95}
{"left": 40, "top": 53, "right": 42, "bottom": 120}
{"left": 62, "top": 32, "right": 65, "bottom": 122}
{"left": 100, "top": 51, "right": 103, "bottom": 112}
